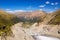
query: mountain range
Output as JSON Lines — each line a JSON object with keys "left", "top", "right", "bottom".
{"left": 0, "top": 10, "right": 60, "bottom": 25}
{"left": 14, "top": 10, "right": 60, "bottom": 25}
{"left": 0, "top": 9, "right": 60, "bottom": 36}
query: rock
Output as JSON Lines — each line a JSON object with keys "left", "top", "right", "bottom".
{"left": 7, "top": 23, "right": 34, "bottom": 40}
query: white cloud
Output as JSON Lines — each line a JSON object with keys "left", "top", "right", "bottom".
{"left": 51, "top": 3, "right": 54, "bottom": 5}
{"left": 45, "top": 1, "right": 50, "bottom": 4}
{"left": 6, "top": 9, "right": 10, "bottom": 10}
{"left": 6, "top": 10, "right": 26, "bottom": 13}
{"left": 6, "top": 11, "right": 14, "bottom": 13}
{"left": 51, "top": 2, "right": 59, "bottom": 5}
{"left": 14, "top": 10, "right": 33, "bottom": 12}
{"left": 39, "top": 5, "right": 46, "bottom": 8}
{"left": 6, "top": 10, "right": 33, "bottom": 13}
{"left": 14, "top": 10, "right": 26, "bottom": 12}
{"left": 5, "top": 9, "right": 14, "bottom": 13}
{"left": 55, "top": 2, "right": 58, "bottom": 5}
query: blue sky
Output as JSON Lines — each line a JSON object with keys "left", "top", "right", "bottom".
{"left": 0, "top": 0, "right": 60, "bottom": 12}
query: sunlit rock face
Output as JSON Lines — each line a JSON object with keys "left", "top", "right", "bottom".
{"left": 32, "top": 35, "right": 60, "bottom": 40}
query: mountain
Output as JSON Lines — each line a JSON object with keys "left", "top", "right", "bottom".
{"left": 2, "top": 10, "right": 59, "bottom": 25}
{"left": 0, "top": 10, "right": 60, "bottom": 37}
{"left": 15, "top": 10, "right": 47, "bottom": 23}
{"left": 48, "top": 10, "right": 60, "bottom": 25}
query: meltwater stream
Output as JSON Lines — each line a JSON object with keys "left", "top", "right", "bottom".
{"left": 32, "top": 35, "right": 60, "bottom": 40}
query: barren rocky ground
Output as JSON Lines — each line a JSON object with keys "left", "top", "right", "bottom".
{"left": 0, "top": 23, "right": 59, "bottom": 40}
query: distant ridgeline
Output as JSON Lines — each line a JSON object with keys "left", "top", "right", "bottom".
{"left": 0, "top": 10, "right": 60, "bottom": 36}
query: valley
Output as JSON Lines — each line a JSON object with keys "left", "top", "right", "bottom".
{"left": 0, "top": 10, "right": 60, "bottom": 40}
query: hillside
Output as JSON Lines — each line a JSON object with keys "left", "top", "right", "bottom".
{"left": 0, "top": 10, "right": 20, "bottom": 36}
{"left": 48, "top": 10, "right": 60, "bottom": 25}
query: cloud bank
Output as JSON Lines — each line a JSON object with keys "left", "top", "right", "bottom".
{"left": 6, "top": 9, "right": 33, "bottom": 13}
